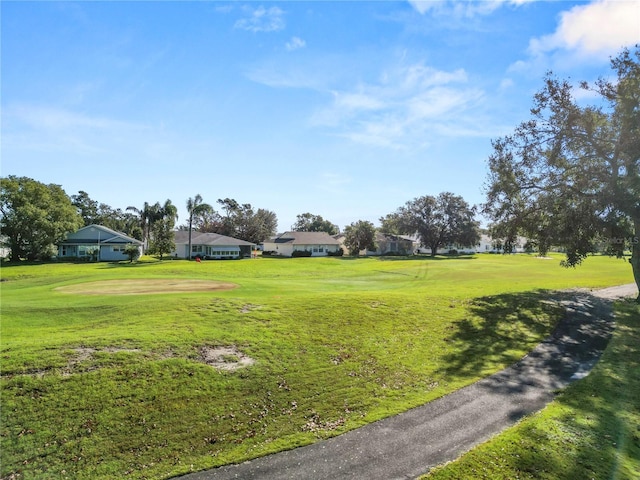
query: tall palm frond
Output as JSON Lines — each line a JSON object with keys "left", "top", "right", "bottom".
{"left": 186, "top": 194, "right": 213, "bottom": 259}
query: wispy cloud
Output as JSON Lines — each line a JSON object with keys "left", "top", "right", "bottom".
{"left": 285, "top": 36, "right": 306, "bottom": 51}
{"left": 245, "top": 54, "right": 347, "bottom": 90}
{"left": 234, "top": 5, "right": 285, "bottom": 33}
{"left": 310, "top": 63, "right": 486, "bottom": 149}
{"left": 408, "top": 0, "right": 536, "bottom": 17}
{"left": 316, "top": 172, "right": 351, "bottom": 195}
{"left": 5, "top": 104, "right": 143, "bottom": 131}
{"left": 2, "top": 104, "right": 150, "bottom": 155}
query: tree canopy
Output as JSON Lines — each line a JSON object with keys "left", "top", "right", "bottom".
{"left": 483, "top": 46, "right": 640, "bottom": 300}
{"left": 291, "top": 213, "right": 339, "bottom": 235}
{"left": 343, "top": 220, "right": 376, "bottom": 256}
{"left": 381, "top": 192, "right": 480, "bottom": 256}
{"left": 185, "top": 198, "right": 278, "bottom": 245}
{"left": 1, "top": 176, "right": 83, "bottom": 261}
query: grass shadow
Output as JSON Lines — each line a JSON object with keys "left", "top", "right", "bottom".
{"left": 437, "top": 290, "right": 565, "bottom": 380}
{"left": 98, "top": 262, "right": 160, "bottom": 269}
{"left": 427, "top": 299, "right": 640, "bottom": 479}
{"left": 336, "top": 254, "right": 478, "bottom": 262}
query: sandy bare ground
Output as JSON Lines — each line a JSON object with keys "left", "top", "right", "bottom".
{"left": 586, "top": 283, "right": 639, "bottom": 300}
{"left": 55, "top": 278, "right": 237, "bottom": 295}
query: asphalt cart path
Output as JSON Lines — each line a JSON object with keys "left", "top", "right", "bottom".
{"left": 177, "top": 284, "right": 638, "bottom": 480}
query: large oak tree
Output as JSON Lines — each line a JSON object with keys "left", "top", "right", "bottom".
{"left": 1, "top": 176, "right": 83, "bottom": 261}
{"left": 483, "top": 47, "right": 640, "bottom": 301}
{"left": 382, "top": 192, "right": 480, "bottom": 256}
{"left": 291, "top": 213, "right": 339, "bottom": 235}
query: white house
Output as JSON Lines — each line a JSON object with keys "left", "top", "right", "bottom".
{"left": 172, "top": 231, "right": 255, "bottom": 259}
{"left": 262, "top": 231, "right": 342, "bottom": 257}
{"left": 414, "top": 234, "right": 530, "bottom": 255}
{"left": 57, "top": 225, "right": 143, "bottom": 261}
{"left": 0, "top": 235, "right": 10, "bottom": 259}
{"left": 474, "top": 234, "right": 529, "bottom": 253}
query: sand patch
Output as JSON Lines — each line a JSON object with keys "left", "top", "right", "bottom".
{"left": 55, "top": 279, "right": 237, "bottom": 295}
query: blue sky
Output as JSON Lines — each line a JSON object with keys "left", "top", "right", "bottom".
{"left": 2, "top": 1, "right": 639, "bottom": 231}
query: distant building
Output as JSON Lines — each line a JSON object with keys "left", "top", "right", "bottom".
{"left": 57, "top": 225, "right": 143, "bottom": 261}
{"left": 263, "top": 231, "right": 342, "bottom": 257}
{"left": 171, "top": 231, "right": 254, "bottom": 259}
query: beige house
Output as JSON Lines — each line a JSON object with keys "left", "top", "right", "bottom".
{"left": 262, "top": 231, "right": 342, "bottom": 257}
{"left": 171, "top": 231, "right": 254, "bottom": 259}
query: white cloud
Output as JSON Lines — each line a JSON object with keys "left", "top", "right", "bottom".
{"left": 529, "top": 0, "right": 640, "bottom": 58}
{"left": 285, "top": 36, "right": 306, "bottom": 51}
{"left": 234, "top": 6, "right": 285, "bottom": 33}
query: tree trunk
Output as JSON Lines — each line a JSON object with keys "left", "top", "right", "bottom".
{"left": 188, "top": 217, "right": 193, "bottom": 261}
{"left": 631, "top": 220, "right": 640, "bottom": 303}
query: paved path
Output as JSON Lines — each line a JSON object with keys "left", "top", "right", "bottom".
{"left": 177, "top": 284, "right": 638, "bottom": 480}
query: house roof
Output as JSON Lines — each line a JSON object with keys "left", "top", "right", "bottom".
{"left": 270, "top": 231, "right": 341, "bottom": 245}
{"left": 375, "top": 232, "right": 414, "bottom": 243}
{"left": 174, "top": 231, "right": 255, "bottom": 247}
{"left": 59, "top": 224, "right": 143, "bottom": 245}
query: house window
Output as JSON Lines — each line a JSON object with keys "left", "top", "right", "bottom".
{"left": 112, "top": 246, "right": 125, "bottom": 252}
{"left": 192, "top": 245, "right": 203, "bottom": 253}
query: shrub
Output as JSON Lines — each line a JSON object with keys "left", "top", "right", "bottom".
{"left": 292, "top": 250, "right": 312, "bottom": 257}
{"left": 327, "top": 248, "right": 344, "bottom": 257}
{"left": 124, "top": 244, "right": 141, "bottom": 262}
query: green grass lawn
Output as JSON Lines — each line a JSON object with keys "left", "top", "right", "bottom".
{"left": 0, "top": 253, "right": 635, "bottom": 479}
{"left": 423, "top": 299, "right": 640, "bottom": 480}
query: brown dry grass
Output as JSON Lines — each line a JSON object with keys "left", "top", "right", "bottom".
{"left": 55, "top": 278, "right": 237, "bottom": 295}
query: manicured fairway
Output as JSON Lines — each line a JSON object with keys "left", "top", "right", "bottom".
{"left": 0, "top": 254, "right": 634, "bottom": 479}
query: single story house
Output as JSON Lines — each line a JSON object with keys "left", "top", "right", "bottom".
{"left": 477, "top": 234, "right": 529, "bottom": 253}
{"left": 0, "top": 235, "right": 10, "bottom": 259}
{"left": 57, "top": 225, "right": 143, "bottom": 261}
{"left": 262, "top": 231, "right": 342, "bottom": 257}
{"left": 171, "top": 231, "right": 255, "bottom": 259}
{"left": 416, "top": 234, "right": 529, "bottom": 254}
{"left": 369, "top": 233, "right": 414, "bottom": 256}
{"left": 335, "top": 232, "right": 414, "bottom": 256}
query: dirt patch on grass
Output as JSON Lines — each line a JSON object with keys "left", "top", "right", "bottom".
{"left": 199, "top": 346, "right": 256, "bottom": 371}
{"left": 55, "top": 279, "right": 237, "bottom": 295}
{"left": 61, "top": 347, "right": 142, "bottom": 377}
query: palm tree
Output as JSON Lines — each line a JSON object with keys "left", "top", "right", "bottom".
{"left": 160, "top": 199, "right": 179, "bottom": 229}
{"left": 126, "top": 201, "right": 154, "bottom": 252}
{"left": 186, "top": 194, "right": 213, "bottom": 260}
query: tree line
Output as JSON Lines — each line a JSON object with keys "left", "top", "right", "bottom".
{"left": 0, "top": 175, "right": 481, "bottom": 261}
{"left": 1, "top": 46, "right": 638, "bottom": 299}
